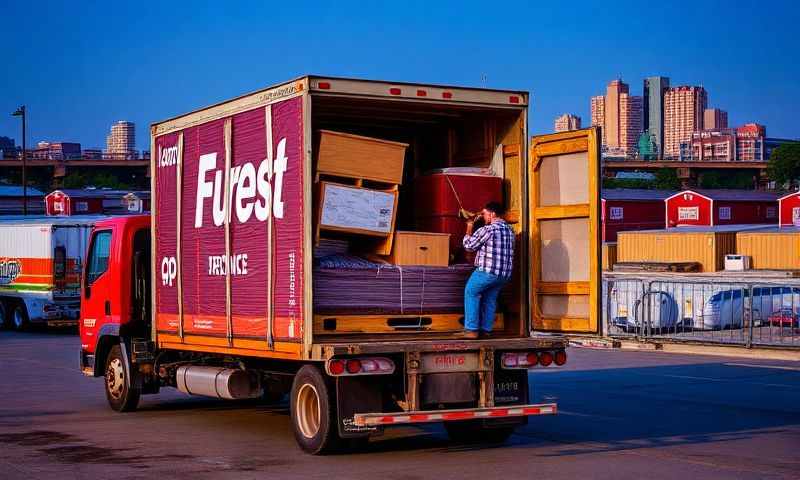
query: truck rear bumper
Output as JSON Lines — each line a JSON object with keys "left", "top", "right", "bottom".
{"left": 353, "top": 402, "right": 557, "bottom": 427}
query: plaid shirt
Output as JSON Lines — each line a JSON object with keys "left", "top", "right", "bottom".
{"left": 462, "top": 219, "right": 514, "bottom": 278}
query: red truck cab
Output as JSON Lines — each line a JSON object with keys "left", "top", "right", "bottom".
{"left": 80, "top": 214, "right": 151, "bottom": 384}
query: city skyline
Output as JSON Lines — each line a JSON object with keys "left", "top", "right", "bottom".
{"left": 2, "top": 2, "right": 798, "bottom": 150}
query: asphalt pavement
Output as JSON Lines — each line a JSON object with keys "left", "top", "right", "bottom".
{"left": 1, "top": 330, "right": 799, "bottom": 479}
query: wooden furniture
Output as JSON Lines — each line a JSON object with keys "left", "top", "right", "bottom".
{"left": 316, "top": 130, "right": 408, "bottom": 185}
{"left": 313, "top": 313, "right": 504, "bottom": 335}
{"left": 389, "top": 231, "right": 450, "bottom": 266}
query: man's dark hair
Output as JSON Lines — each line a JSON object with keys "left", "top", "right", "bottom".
{"left": 485, "top": 201, "right": 506, "bottom": 216}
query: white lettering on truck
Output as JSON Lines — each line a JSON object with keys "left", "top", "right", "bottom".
{"left": 207, "top": 253, "right": 249, "bottom": 276}
{"left": 161, "top": 256, "right": 177, "bottom": 286}
{"left": 159, "top": 145, "right": 178, "bottom": 167}
{"left": 194, "top": 138, "right": 288, "bottom": 228}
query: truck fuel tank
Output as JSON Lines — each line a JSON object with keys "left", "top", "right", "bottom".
{"left": 176, "top": 366, "right": 261, "bottom": 400}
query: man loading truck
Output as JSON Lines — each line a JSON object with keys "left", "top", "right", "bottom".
{"left": 79, "top": 76, "right": 599, "bottom": 454}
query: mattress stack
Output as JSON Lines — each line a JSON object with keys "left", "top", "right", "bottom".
{"left": 313, "top": 259, "right": 475, "bottom": 315}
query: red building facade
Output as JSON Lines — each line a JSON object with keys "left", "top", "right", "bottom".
{"left": 665, "top": 189, "right": 778, "bottom": 227}
{"left": 601, "top": 189, "right": 673, "bottom": 242}
{"left": 778, "top": 191, "right": 800, "bottom": 227}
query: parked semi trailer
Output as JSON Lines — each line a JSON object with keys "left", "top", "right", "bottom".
{"left": 0, "top": 216, "right": 105, "bottom": 329}
{"left": 79, "top": 76, "right": 600, "bottom": 453}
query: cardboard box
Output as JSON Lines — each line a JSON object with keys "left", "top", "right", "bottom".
{"left": 316, "top": 130, "right": 407, "bottom": 185}
{"left": 389, "top": 231, "right": 450, "bottom": 266}
{"left": 318, "top": 182, "right": 398, "bottom": 238}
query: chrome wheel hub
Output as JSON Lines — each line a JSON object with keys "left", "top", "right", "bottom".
{"left": 106, "top": 358, "right": 125, "bottom": 400}
{"left": 296, "top": 383, "right": 321, "bottom": 439}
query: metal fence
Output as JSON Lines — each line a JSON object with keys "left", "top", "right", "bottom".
{"left": 603, "top": 274, "right": 800, "bottom": 348}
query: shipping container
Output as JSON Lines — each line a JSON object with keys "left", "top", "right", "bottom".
{"left": 601, "top": 189, "right": 673, "bottom": 242}
{"left": 602, "top": 242, "right": 617, "bottom": 270}
{"left": 664, "top": 189, "right": 779, "bottom": 228}
{"left": 617, "top": 225, "right": 764, "bottom": 272}
{"left": 778, "top": 191, "right": 800, "bottom": 227}
{"left": 736, "top": 227, "right": 800, "bottom": 270}
{"left": 0, "top": 215, "right": 103, "bottom": 329}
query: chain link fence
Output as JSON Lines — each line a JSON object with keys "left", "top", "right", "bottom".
{"left": 603, "top": 274, "right": 800, "bottom": 348}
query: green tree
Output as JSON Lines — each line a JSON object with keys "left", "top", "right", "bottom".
{"left": 767, "top": 142, "right": 800, "bottom": 186}
{"left": 653, "top": 168, "right": 681, "bottom": 190}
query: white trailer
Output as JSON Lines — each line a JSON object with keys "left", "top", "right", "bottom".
{"left": 0, "top": 216, "right": 105, "bottom": 329}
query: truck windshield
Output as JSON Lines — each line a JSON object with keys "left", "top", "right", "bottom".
{"left": 86, "top": 230, "right": 112, "bottom": 284}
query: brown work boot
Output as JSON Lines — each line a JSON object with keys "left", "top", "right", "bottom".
{"left": 478, "top": 331, "right": 492, "bottom": 339}
{"left": 461, "top": 330, "right": 479, "bottom": 340}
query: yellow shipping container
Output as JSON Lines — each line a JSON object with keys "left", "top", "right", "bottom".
{"left": 617, "top": 228, "right": 742, "bottom": 272}
{"left": 602, "top": 242, "right": 617, "bottom": 271}
{"left": 736, "top": 229, "right": 800, "bottom": 270}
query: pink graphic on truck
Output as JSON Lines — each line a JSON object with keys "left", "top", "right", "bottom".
{"left": 155, "top": 96, "right": 304, "bottom": 342}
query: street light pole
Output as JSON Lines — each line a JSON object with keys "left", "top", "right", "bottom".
{"left": 12, "top": 106, "right": 27, "bottom": 215}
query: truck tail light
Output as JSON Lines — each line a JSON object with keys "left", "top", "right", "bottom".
{"left": 346, "top": 359, "right": 362, "bottom": 374}
{"left": 509, "top": 95, "right": 520, "bottom": 104}
{"left": 501, "top": 352, "right": 538, "bottom": 369}
{"left": 554, "top": 350, "right": 567, "bottom": 366}
{"left": 539, "top": 351, "right": 553, "bottom": 367}
{"left": 416, "top": 89, "right": 427, "bottom": 97}
{"left": 389, "top": 88, "right": 402, "bottom": 95}
{"left": 317, "top": 81, "right": 331, "bottom": 90}
{"left": 326, "top": 357, "right": 395, "bottom": 376}
{"left": 329, "top": 360, "right": 345, "bottom": 375}
{"left": 442, "top": 91, "right": 453, "bottom": 99}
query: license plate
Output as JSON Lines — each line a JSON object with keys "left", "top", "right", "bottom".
{"left": 421, "top": 352, "right": 479, "bottom": 373}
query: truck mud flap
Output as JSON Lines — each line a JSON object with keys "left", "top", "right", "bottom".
{"left": 336, "top": 376, "right": 382, "bottom": 438}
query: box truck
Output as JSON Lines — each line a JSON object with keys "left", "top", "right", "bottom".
{"left": 79, "top": 76, "right": 601, "bottom": 454}
{"left": 0, "top": 216, "right": 104, "bottom": 329}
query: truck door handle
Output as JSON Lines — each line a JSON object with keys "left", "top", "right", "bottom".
{"left": 105, "top": 301, "right": 111, "bottom": 316}
{"left": 419, "top": 246, "right": 428, "bottom": 251}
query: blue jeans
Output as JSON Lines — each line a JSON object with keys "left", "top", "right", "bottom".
{"left": 464, "top": 270, "right": 510, "bottom": 332}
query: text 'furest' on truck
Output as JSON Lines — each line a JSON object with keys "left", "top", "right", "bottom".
{"left": 79, "top": 76, "right": 601, "bottom": 454}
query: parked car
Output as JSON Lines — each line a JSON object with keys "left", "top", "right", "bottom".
{"left": 702, "top": 286, "right": 800, "bottom": 330}
{"left": 767, "top": 307, "right": 800, "bottom": 328}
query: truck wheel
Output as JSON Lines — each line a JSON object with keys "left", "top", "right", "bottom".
{"left": 11, "top": 303, "right": 29, "bottom": 331}
{"left": 290, "top": 365, "right": 341, "bottom": 454}
{"left": 0, "top": 301, "right": 8, "bottom": 330}
{"left": 104, "top": 344, "right": 141, "bottom": 412}
{"left": 445, "top": 420, "right": 515, "bottom": 445}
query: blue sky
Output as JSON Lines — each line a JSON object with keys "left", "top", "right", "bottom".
{"left": 2, "top": 0, "right": 798, "bottom": 152}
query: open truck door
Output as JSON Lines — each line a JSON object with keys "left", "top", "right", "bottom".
{"left": 529, "top": 128, "right": 601, "bottom": 333}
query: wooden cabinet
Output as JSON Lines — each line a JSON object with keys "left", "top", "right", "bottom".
{"left": 316, "top": 130, "right": 407, "bottom": 185}
{"left": 389, "top": 231, "right": 450, "bottom": 266}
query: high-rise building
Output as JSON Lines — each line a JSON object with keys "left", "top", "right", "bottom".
{"left": 736, "top": 123, "right": 767, "bottom": 161}
{"left": 0, "top": 136, "right": 15, "bottom": 158}
{"left": 643, "top": 76, "right": 669, "bottom": 158}
{"left": 105, "top": 121, "right": 136, "bottom": 159}
{"left": 592, "top": 79, "right": 642, "bottom": 156}
{"left": 704, "top": 108, "right": 728, "bottom": 130}
{"left": 554, "top": 113, "right": 582, "bottom": 132}
{"left": 605, "top": 80, "right": 627, "bottom": 151}
{"left": 590, "top": 96, "right": 605, "bottom": 145}
{"left": 620, "top": 94, "right": 643, "bottom": 156}
{"left": 663, "top": 86, "right": 708, "bottom": 159}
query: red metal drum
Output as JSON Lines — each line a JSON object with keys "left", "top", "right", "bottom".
{"left": 414, "top": 169, "right": 502, "bottom": 261}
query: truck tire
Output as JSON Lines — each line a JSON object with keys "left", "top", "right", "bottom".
{"left": 445, "top": 420, "right": 515, "bottom": 445}
{"left": 0, "top": 301, "right": 9, "bottom": 330}
{"left": 11, "top": 303, "right": 29, "bottom": 331}
{"left": 104, "top": 344, "right": 141, "bottom": 412}
{"left": 290, "top": 365, "right": 342, "bottom": 454}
